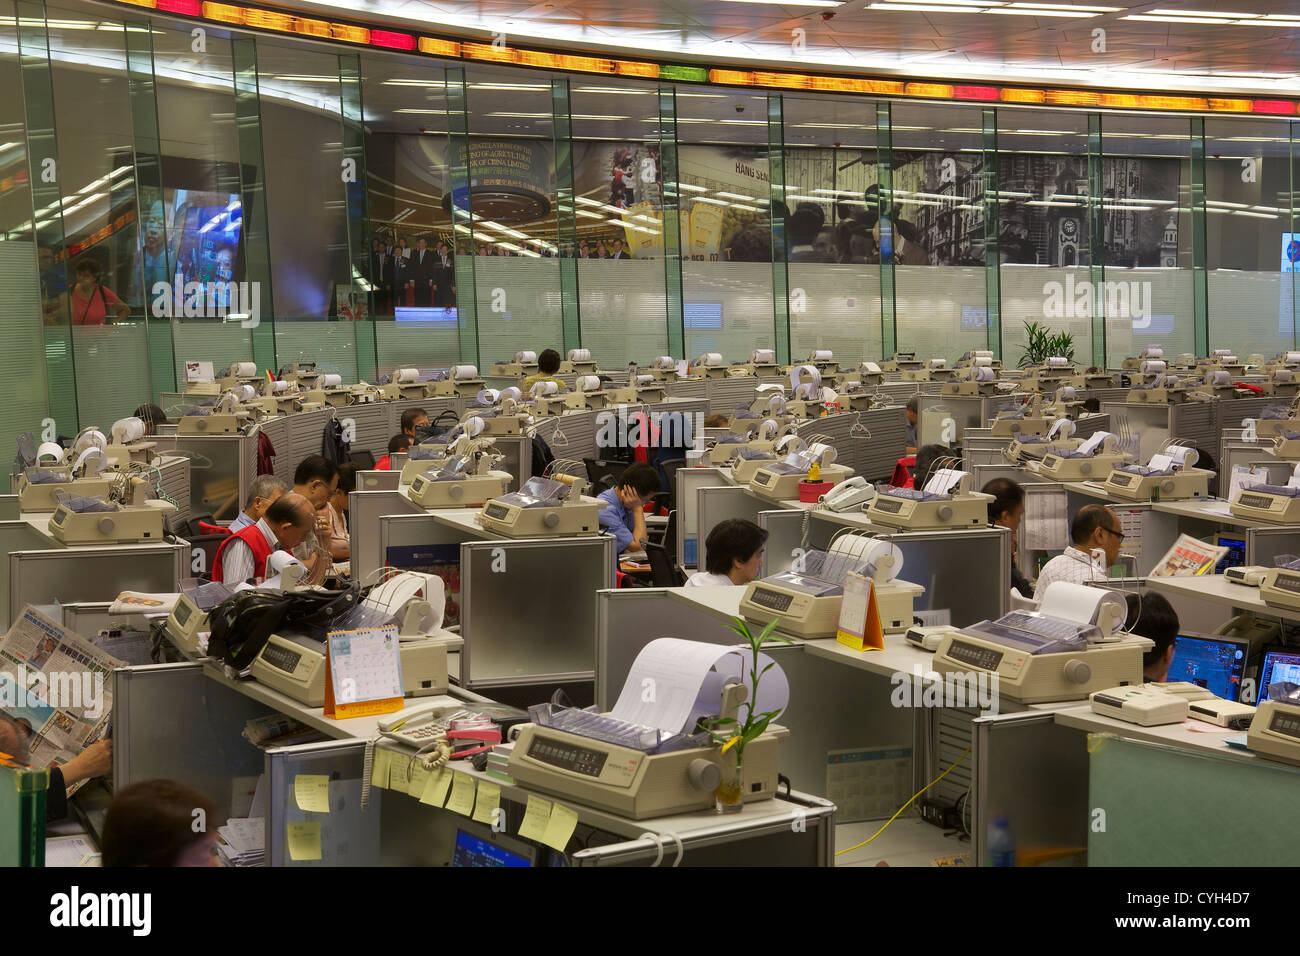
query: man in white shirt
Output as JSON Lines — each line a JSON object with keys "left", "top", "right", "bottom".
{"left": 685, "top": 519, "right": 768, "bottom": 588}
{"left": 228, "top": 475, "right": 289, "bottom": 532}
{"left": 1033, "top": 503, "right": 1124, "bottom": 601}
{"left": 216, "top": 493, "right": 315, "bottom": 585}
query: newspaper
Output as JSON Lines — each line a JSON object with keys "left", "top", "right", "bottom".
{"left": 0, "top": 605, "right": 120, "bottom": 784}
{"left": 1149, "top": 534, "right": 1228, "bottom": 578}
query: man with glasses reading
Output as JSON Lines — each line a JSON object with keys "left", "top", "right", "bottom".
{"left": 1033, "top": 503, "right": 1124, "bottom": 601}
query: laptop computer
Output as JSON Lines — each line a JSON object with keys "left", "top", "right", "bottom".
{"left": 1167, "top": 633, "right": 1250, "bottom": 702}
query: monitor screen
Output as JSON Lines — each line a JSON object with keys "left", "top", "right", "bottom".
{"left": 1214, "top": 535, "right": 1247, "bottom": 574}
{"left": 452, "top": 827, "right": 535, "bottom": 867}
{"left": 1167, "top": 635, "right": 1248, "bottom": 702}
{"left": 1256, "top": 647, "right": 1300, "bottom": 707}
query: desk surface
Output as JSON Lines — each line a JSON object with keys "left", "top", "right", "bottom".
{"left": 19, "top": 512, "right": 189, "bottom": 550}
{"left": 1052, "top": 703, "right": 1259, "bottom": 763}
{"left": 1152, "top": 498, "right": 1275, "bottom": 529}
{"left": 1063, "top": 480, "right": 1117, "bottom": 502}
{"left": 1144, "top": 573, "right": 1300, "bottom": 624}
{"left": 666, "top": 585, "right": 748, "bottom": 627}
{"left": 804, "top": 633, "right": 937, "bottom": 682}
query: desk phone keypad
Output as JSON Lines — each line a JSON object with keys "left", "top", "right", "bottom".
{"left": 408, "top": 721, "right": 450, "bottom": 740}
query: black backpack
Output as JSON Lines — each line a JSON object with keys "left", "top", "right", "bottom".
{"left": 207, "top": 583, "right": 364, "bottom": 670}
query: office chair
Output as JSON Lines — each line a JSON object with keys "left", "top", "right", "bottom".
{"left": 350, "top": 449, "right": 376, "bottom": 470}
{"left": 644, "top": 542, "right": 686, "bottom": 587}
{"left": 583, "top": 458, "right": 627, "bottom": 495}
{"left": 656, "top": 457, "right": 686, "bottom": 512}
{"left": 1009, "top": 588, "right": 1037, "bottom": 611}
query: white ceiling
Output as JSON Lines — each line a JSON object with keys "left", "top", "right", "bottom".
{"left": 281, "top": 0, "right": 1300, "bottom": 95}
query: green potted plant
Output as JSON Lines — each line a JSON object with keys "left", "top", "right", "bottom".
{"left": 705, "top": 616, "right": 794, "bottom": 812}
{"left": 1018, "top": 320, "right": 1076, "bottom": 369}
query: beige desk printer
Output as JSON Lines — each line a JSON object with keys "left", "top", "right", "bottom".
{"left": 836, "top": 381, "right": 879, "bottom": 412}
{"left": 1259, "top": 563, "right": 1300, "bottom": 612}
{"left": 1005, "top": 418, "right": 1079, "bottom": 464}
{"left": 558, "top": 348, "right": 597, "bottom": 375}
{"left": 312, "top": 373, "right": 352, "bottom": 407}
{"left": 48, "top": 491, "right": 177, "bottom": 545}
{"left": 477, "top": 466, "right": 605, "bottom": 538}
{"left": 840, "top": 361, "right": 884, "bottom": 389}
{"left": 727, "top": 433, "right": 806, "bottom": 485}
{"left": 163, "top": 580, "right": 237, "bottom": 659}
{"left": 105, "top": 416, "right": 157, "bottom": 467}
{"left": 560, "top": 374, "right": 617, "bottom": 410}
{"left": 400, "top": 439, "right": 457, "bottom": 484}
{"left": 1272, "top": 430, "right": 1300, "bottom": 461}
{"left": 528, "top": 379, "right": 571, "bottom": 416}
{"left": 1229, "top": 466, "right": 1300, "bottom": 524}
{"left": 508, "top": 637, "right": 786, "bottom": 818}
{"left": 1121, "top": 345, "right": 1166, "bottom": 373}
{"left": 739, "top": 534, "right": 923, "bottom": 639}
{"left": 931, "top": 581, "right": 1150, "bottom": 703}
{"left": 1104, "top": 443, "right": 1213, "bottom": 501}
{"left": 461, "top": 388, "right": 527, "bottom": 436}
{"left": 728, "top": 386, "right": 792, "bottom": 434}
{"left": 408, "top": 439, "right": 511, "bottom": 509}
{"left": 785, "top": 364, "right": 830, "bottom": 419}
{"left": 1124, "top": 372, "right": 1201, "bottom": 404}
{"left": 178, "top": 390, "right": 256, "bottom": 435}
{"left": 600, "top": 371, "right": 667, "bottom": 405}
{"left": 880, "top": 352, "right": 923, "bottom": 373}
{"left": 743, "top": 348, "right": 781, "bottom": 377}
{"left": 1031, "top": 430, "right": 1135, "bottom": 481}
{"left": 646, "top": 355, "right": 680, "bottom": 382}
{"left": 429, "top": 365, "right": 486, "bottom": 399}
{"left": 941, "top": 365, "right": 1005, "bottom": 397}
{"left": 690, "top": 351, "right": 732, "bottom": 380}
{"left": 900, "top": 358, "right": 957, "bottom": 383}
{"left": 706, "top": 418, "right": 791, "bottom": 466}
{"left": 382, "top": 367, "right": 434, "bottom": 400}
{"left": 748, "top": 442, "right": 853, "bottom": 502}
{"left": 1247, "top": 682, "right": 1300, "bottom": 767}
{"left": 16, "top": 432, "right": 113, "bottom": 512}
{"left": 989, "top": 394, "right": 1054, "bottom": 438}
{"left": 250, "top": 570, "right": 461, "bottom": 707}
{"left": 490, "top": 350, "right": 540, "bottom": 378}
{"left": 244, "top": 379, "right": 306, "bottom": 417}
{"left": 1255, "top": 400, "right": 1300, "bottom": 439}
{"left": 864, "top": 465, "right": 994, "bottom": 531}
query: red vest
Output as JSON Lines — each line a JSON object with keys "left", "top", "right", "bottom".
{"left": 213, "top": 522, "right": 277, "bottom": 584}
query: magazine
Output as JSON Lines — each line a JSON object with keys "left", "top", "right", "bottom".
{"left": 1149, "top": 534, "right": 1228, "bottom": 577}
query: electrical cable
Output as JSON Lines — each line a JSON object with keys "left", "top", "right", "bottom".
{"left": 835, "top": 746, "right": 971, "bottom": 857}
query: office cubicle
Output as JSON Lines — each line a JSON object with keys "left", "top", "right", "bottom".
{"left": 676, "top": 466, "right": 730, "bottom": 568}
{"left": 10, "top": 543, "right": 183, "bottom": 625}
{"left": 266, "top": 739, "right": 381, "bottom": 867}
{"left": 350, "top": 489, "right": 421, "bottom": 582}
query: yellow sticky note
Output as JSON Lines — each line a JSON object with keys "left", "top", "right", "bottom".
{"left": 409, "top": 762, "right": 432, "bottom": 800}
{"left": 445, "top": 772, "right": 476, "bottom": 817}
{"left": 370, "top": 749, "right": 391, "bottom": 790}
{"left": 286, "top": 822, "right": 321, "bottom": 861}
{"left": 518, "top": 794, "right": 552, "bottom": 843}
{"left": 420, "top": 767, "right": 452, "bottom": 807}
{"left": 389, "top": 755, "right": 412, "bottom": 795}
{"left": 540, "top": 802, "right": 578, "bottom": 853}
{"left": 293, "top": 774, "right": 330, "bottom": 813}
{"left": 471, "top": 780, "right": 501, "bottom": 826}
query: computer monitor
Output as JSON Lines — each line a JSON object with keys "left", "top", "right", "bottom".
{"left": 1167, "top": 634, "right": 1249, "bottom": 702}
{"left": 1255, "top": 646, "right": 1300, "bottom": 707}
{"left": 451, "top": 825, "right": 537, "bottom": 867}
{"left": 1214, "top": 534, "right": 1246, "bottom": 574}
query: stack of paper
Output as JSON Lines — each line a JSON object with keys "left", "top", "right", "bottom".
{"left": 484, "top": 743, "right": 514, "bottom": 784}
{"left": 216, "top": 817, "right": 265, "bottom": 867}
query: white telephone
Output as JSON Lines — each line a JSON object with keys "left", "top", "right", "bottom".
{"left": 377, "top": 702, "right": 464, "bottom": 749}
{"left": 821, "top": 476, "right": 876, "bottom": 512}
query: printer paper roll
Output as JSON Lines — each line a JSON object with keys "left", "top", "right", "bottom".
{"left": 1047, "top": 418, "right": 1076, "bottom": 439}
{"left": 73, "top": 429, "right": 107, "bottom": 454}
{"left": 1037, "top": 582, "right": 1126, "bottom": 638}
{"left": 974, "top": 366, "right": 995, "bottom": 382}
{"left": 1167, "top": 445, "right": 1198, "bottom": 467}
{"left": 448, "top": 365, "right": 479, "bottom": 380}
{"left": 1285, "top": 352, "right": 1300, "bottom": 364}
{"left": 111, "top": 418, "right": 146, "bottom": 444}
{"left": 927, "top": 358, "right": 946, "bottom": 369}
{"left": 861, "top": 362, "right": 881, "bottom": 375}
{"left": 1140, "top": 360, "right": 1166, "bottom": 375}
{"left": 459, "top": 416, "right": 486, "bottom": 439}
{"left": 810, "top": 349, "right": 833, "bottom": 362}
{"left": 1212, "top": 349, "right": 1232, "bottom": 358}
{"left": 476, "top": 388, "right": 500, "bottom": 406}
{"left": 973, "top": 350, "right": 993, "bottom": 359}
{"left": 1275, "top": 370, "right": 1295, "bottom": 384}
{"left": 698, "top": 352, "right": 723, "bottom": 367}
{"left": 568, "top": 348, "right": 591, "bottom": 362}
{"left": 320, "top": 373, "right": 342, "bottom": 388}
{"left": 653, "top": 355, "right": 675, "bottom": 370}
{"left": 1140, "top": 346, "right": 1164, "bottom": 360}
{"left": 576, "top": 375, "right": 602, "bottom": 393}
{"left": 235, "top": 384, "right": 256, "bottom": 401}
{"left": 1047, "top": 357, "right": 1069, "bottom": 368}
{"left": 751, "top": 349, "right": 775, "bottom": 364}
{"left": 394, "top": 367, "right": 420, "bottom": 384}
{"left": 232, "top": 361, "right": 257, "bottom": 377}
{"left": 806, "top": 442, "right": 837, "bottom": 466}
{"left": 530, "top": 380, "right": 559, "bottom": 397}
{"left": 634, "top": 374, "right": 653, "bottom": 386}
{"left": 830, "top": 535, "right": 903, "bottom": 583}
{"left": 775, "top": 434, "right": 803, "bottom": 454}
{"left": 36, "top": 442, "right": 64, "bottom": 465}
{"left": 1207, "top": 370, "right": 1231, "bottom": 386}
{"left": 69, "top": 447, "right": 106, "bottom": 477}
{"left": 756, "top": 418, "right": 779, "bottom": 440}
{"left": 1056, "top": 386, "right": 1077, "bottom": 401}
{"left": 270, "top": 380, "right": 291, "bottom": 394}
{"left": 790, "top": 364, "right": 822, "bottom": 397}
{"left": 973, "top": 356, "right": 993, "bottom": 367}
{"left": 500, "top": 386, "right": 522, "bottom": 402}
{"left": 515, "top": 350, "right": 537, "bottom": 364}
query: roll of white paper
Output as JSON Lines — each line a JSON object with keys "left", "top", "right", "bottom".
{"left": 810, "top": 349, "right": 833, "bottom": 362}
{"left": 790, "top": 364, "right": 822, "bottom": 398}
{"left": 477, "top": 388, "right": 500, "bottom": 406}
{"left": 634, "top": 374, "right": 653, "bottom": 386}
{"left": 928, "top": 358, "right": 946, "bottom": 369}
{"left": 1212, "top": 349, "right": 1232, "bottom": 358}
{"left": 1275, "top": 370, "right": 1295, "bottom": 384}
{"left": 515, "top": 350, "right": 537, "bottom": 364}
{"left": 973, "top": 356, "right": 993, "bottom": 367}
{"left": 111, "top": 418, "right": 146, "bottom": 444}
{"left": 232, "top": 361, "right": 257, "bottom": 377}
{"left": 1140, "top": 346, "right": 1164, "bottom": 360}
{"left": 1207, "top": 370, "right": 1231, "bottom": 386}
{"left": 235, "top": 384, "right": 256, "bottom": 401}
{"left": 1057, "top": 386, "right": 1077, "bottom": 401}
{"left": 1047, "top": 418, "right": 1076, "bottom": 439}
{"left": 320, "top": 373, "right": 342, "bottom": 388}
{"left": 751, "top": 349, "right": 775, "bottom": 364}
{"left": 500, "top": 386, "right": 522, "bottom": 402}
{"left": 394, "top": 367, "right": 420, "bottom": 384}
{"left": 806, "top": 442, "right": 837, "bottom": 466}
{"left": 775, "top": 434, "right": 803, "bottom": 455}
{"left": 73, "top": 429, "right": 107, "bottom": 454}
{"left": 653, "top": 355, "right": 675, "bottom": 370}
{"left": 757, "top": 418, "right": 778, "bottom": 440}
{"left": 973, "top": 350, "right": 994, "bottom": 359}
{"left": 861, "top": 362, "right": 882, "bottom": 375}
{"left": 568, "top": 348, "right": 591, "bottom": 362}
{"left": 1140, "top": 360, "right": 1167, "bottom": 376}
{"left": 270, "top": 380, "right": 291, "bottom": 394}
{"left": 1285, "top": 352, "right": 1300, "bottom": 364}
{"left": 36, "top": 442, "right": 64, "bottom": 465}
{"left": 974, "top": 366, "right": 995, "bottom": 382}
{"left": 1047, "top": 356, "right": 1069, "bottom": 368}
{"left": 459, "top": 416, "right": 486, "bottom": 439}
{"left": 576, "top": 375, "right": 602, "bottom": 393}
{"left": 698, "top": 352, "right": 723, "bottom": 367}
{"left": 448, "top": 365, "right": 479, "bottom": 380}
{"left": 531, "top": 380, "right": 560, "bottom": 397}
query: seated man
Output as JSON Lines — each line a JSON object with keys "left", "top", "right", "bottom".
{"left": 0, "top": 712, "right": 112, "bottom": 822}
{"left": 596, "top": 462, "right": 661, "bottom": 558}
{"left": 521, "top": 348, "right": 568, "bottom": 394}
{"left": 213, "top": 492, "right": 315, "bottom": 584}
{"left": 686, "top": 519, "right": 768, "bottom": 587}
{"left": 375, "top": 434, "right": 412, "bottom": 471}
{"left": 1033, "top": 504, "right": 1123, "bottom": 600}
{"left": 400, "top": 407, "right": 429, "bottom": 440}
{"left": 228, "top": 475, "right": 289, "bottom": 532}
{"left": 291, "top": 455, "right": 340, "bottom": 586}
{"left": 982, "top": 476, "right": 1032, "bottom": 599}
{"left": 1126, "top": 591, "right": 1179, "bottom": 682}
{"left": 102, "top": 780, "right": 221, "bottom": 867}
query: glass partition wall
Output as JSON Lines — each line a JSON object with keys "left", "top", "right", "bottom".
{"left": 3, "top": 0, "right": 1299, "bottom": 460}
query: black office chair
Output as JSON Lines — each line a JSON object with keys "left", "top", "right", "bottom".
{"left": 644, "top": 542, "right": 686, "bottom": 587}
{"left": 350, "top": 450, "right": 376, "bottom": 470}
{"left": 656, "top": 457, "right": 686, "bottom": 513}
{"left": 583, "top": 458, "right": 627, "bottom": 495}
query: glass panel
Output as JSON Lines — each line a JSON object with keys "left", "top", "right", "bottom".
{"left": 997, "top": 109, "right": 1092, "bottom": 369}
{"left": 254, "top": 41, "right": 357, "bottom": 379}
{"left": 782, "top": 94, "right": 881, "bottom": 362}
{"left": 361, "top": 52, "right": 460, "bottom": 371}
{"left": 1100, "top": 115, "right": 1194, "bottom": 367}
{"left": 890, "top": 103, "right": 988, "bottom": 363}
{"left": 149, "top": 19, "right": 253, "bottom": 390}
{"left": 571, "top": 77, "right": 669, "bottom": 365}
{"left": 679, "top": 89, "right": 774, "bottom": 365}
{"left": 1205, "top": 118, "right": 1295, "bottom": 361}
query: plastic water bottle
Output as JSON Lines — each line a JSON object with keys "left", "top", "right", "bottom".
{"left": 988, "top": 817, "right": 1016, "bottom": 867}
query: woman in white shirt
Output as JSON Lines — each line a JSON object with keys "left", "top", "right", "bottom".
{"left": 686, "top": 519, "right": 768, "bottom": 587}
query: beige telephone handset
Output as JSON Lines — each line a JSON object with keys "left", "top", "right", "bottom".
{"left": 821, "top": 476, "right": 876, "bottom": 513}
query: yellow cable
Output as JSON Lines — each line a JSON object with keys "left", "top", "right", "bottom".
{"left": 834, "top": 746, "right": 971, "bottom": 858}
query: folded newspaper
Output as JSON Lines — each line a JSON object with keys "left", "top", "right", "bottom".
{"left": 0, "top": 605, "right": 121, "bottom": 790}
{"left": 1149, "top": 533, "right": 1228, "bottom": 577}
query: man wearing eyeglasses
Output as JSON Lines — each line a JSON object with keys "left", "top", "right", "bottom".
{"left": 1033, "top": 504, "right": 1124, "bottom": 601}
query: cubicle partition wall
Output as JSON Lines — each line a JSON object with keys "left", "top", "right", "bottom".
{"left": 676, "top": 465, "right": 731, "bottom": 568}
{"left": 0, "top": 521, "right": 63, "bottom": 625}
{"left": 1101, "top": 401, "right": 1218, "bottom": 464}
{"left": 10, "top": 543, "right": 184, "bottom": 625}
{"left": 794, "top": 407, "right": 909, "bottom": 483}
{"left": 350, "top": 490, "right": 422, "bottom": 582}
{"left": 163, "top": 431, "right": 255, "bottom": 522}
{"left": 1247, "top": 526, "right": 1300, "bottom": 567}
{"left": 267, "top": 739, "right": 381, "bottom": 867}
